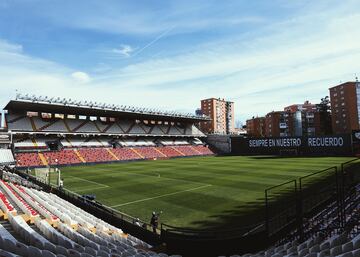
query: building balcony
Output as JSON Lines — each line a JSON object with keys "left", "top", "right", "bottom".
{"left": 307, "top": 127, "right": 315, "bottom": 133}
{"left": 279, "top": 123, "right": 288, "bottom": 129}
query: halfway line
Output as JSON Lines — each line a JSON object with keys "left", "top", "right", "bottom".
{"left": 111, "top": 184, "right": 212, "bottom": 207}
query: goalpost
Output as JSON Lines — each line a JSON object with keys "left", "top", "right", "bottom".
{"left": 34, "top": 167, "right": 61, "bottom": 186}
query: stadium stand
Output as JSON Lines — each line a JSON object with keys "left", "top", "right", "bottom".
{"left": 192, "top": 145, "right": 214, "bottom": 155}
{"left": 135, "top": 147, "right": 165, "bottom": 159}
{"left": 172, "top": 146, "right": 202, "bottom": 156}
{"left": 111, "top": 148, "right": 143, "bottom": 161}
{"left": 7, "top": 114, "right": 204, "bottom": 138}
{"left": 78, "top": 148, "right": 115, "bottom": 163}
{"left": 157, "top": 147, "right": 184, "bottom": 158}
{"left": 43, "top": 150, "right": 82, "bottom": 165}
{"left": 0, "top": 149, "right": 15, "bottom": 164}
{"left": 219, "top": 172, "right": 360, "bottom": 257}
{"left": 12, "top": 144, "right": 214, "bottom": 167}
{"left": 15, "top": 152, "right": 43, "bottom": 167}
{"left": 0, "top": 168, "right": 172, "bottom": 257}
{"left": 3, "top": 94, "right": 214, "bottom": 168}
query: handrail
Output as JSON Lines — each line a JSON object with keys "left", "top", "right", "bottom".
{"left": 299, "top": 166, "right": 336, "bottom": 180}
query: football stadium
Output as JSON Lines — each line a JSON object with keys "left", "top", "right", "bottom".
{"left": 0, "top": 93, "right": 358, "bottom": 257}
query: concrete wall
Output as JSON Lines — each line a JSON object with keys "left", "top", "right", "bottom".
{"left": 205, "top": 134, "right": 231, "bottom": 154}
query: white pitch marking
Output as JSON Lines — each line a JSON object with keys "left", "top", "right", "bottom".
{"left": 111, "top": 184, "right": 212, "bottom": 208}
{"left": 72, "top": 185, "right": 109, "bottom": 193}
{"left": 102, "top": 169, "right": 209, "bottom": 187}
{"left": 67, "top": 176, "right": 109, "bottom": 188}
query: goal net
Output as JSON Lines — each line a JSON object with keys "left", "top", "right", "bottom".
{"left": 34, "top": 167, "right": 59, "bottom": 185}
{"left": 34, "top": 167, "right": 50, "bottom": 184}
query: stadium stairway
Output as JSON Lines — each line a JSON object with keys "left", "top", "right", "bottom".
{"left": 38, "top": 153, "right": 48, "bottom": 166}
{"left": 73, "top": 149, "right": 86, "bottom": 163}
{"left": 106, "top": 149, "right": 119, "bottom": 161}
{"left": 130, "top": 148, "right": 145, "bottom": 159}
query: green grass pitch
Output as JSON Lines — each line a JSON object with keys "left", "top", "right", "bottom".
{"left": 55, "top": 156, "right": 355, "bottom": 230}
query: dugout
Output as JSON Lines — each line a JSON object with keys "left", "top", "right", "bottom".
{"left": 231, "top": 134, "right": 354, "bottom": 156}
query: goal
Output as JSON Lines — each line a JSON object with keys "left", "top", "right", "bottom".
{"left": 34, "top": 167, "right": 60, "bottom": 186}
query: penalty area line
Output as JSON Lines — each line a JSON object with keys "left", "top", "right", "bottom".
{"left": 111, "top": 184, "right": 212, "bottom": 208}
{"left": 71, "top": 185, "right": 109, "bottom": 193}
{"left": 66, "top": 176, "right": 109, "bottom": 188}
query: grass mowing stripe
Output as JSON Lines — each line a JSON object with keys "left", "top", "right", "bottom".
{"left": 111, "top": 184, "right": 212, "bottom": 207}
{"left": 72, "top": 185, "right": 109, "bottom": 193}
{"left": 66, "top": 176, "right": 109, "bottom": 188}
{"left": 67, "top": 168, "right": 211, "bottom": 187}
{"left": 58, "top": 156, "right": 354, "bottom": 228}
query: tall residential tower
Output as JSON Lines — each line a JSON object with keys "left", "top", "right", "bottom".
{"left": 329, "top": 81, "right": 360, "bottom": 134}
{"left": 200, "top": 98, "right": 235, "bottom": 134}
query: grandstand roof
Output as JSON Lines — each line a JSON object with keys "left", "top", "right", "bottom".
{"left": 4, "top": 98, "right": 211, "bottom": 123}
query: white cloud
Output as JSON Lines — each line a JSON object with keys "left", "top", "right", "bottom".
{"left": 0, "top": 40, "right": 23, "bottom": 53}
{"left": 37, "top": 1, "right": 267, "bottom": 35}
{"left": 1, "top": 0, "right": 360, "bottom": 122}
{"left": 112, "top": 44, "right": 134, "bottom": 57}
{"left": 71, "top": 71, "right": 91, "bottom": 83}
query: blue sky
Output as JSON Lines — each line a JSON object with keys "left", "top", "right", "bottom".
{"left": 0, "top": 0, "right": 360, "bottom": 124}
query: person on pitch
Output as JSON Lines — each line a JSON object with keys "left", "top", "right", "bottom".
{"left": 150, "top": 211, "right": 162, "bottom": 233}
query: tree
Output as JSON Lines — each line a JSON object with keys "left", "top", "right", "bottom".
{"left": 235, "top": 120, "right": 244, "bottom": 129}
{"left": 316, "top": 96, "right": 332, "bottom": 135}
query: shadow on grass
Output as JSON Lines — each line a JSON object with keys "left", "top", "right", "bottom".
{"left": 187, "top": 198, "right": 266, "bottom": 232}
